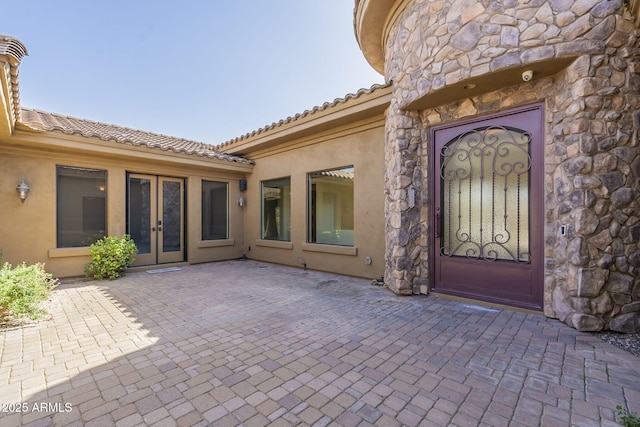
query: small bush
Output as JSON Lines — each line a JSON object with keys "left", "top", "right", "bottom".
{"left": 618, "top": 405, "right": 640, "bottom": 427}
{"left": 84, "top": 235, "right": 137, "bottom": 280}
{"left": 0, "top": 262, "right": 56, "bottom": 321}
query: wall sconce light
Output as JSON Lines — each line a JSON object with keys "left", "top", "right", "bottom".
{"left": 16, "top": 179, "right": 30, "bottom": 203}
{"left": 238, "top": 196, "right": 246, "bottom": 207}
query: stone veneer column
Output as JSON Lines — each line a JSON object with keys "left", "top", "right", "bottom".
{"left": 384, "top": 103, "right": 429, "bottom": 295}
{"left": 550, "top": 37, "right": 640, "bottom": 332}
{"left": 379, "top": 0, "right": 640, "bottom": 332}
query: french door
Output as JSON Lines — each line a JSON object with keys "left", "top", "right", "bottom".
{"left": 432, "top": 105, "right": 544, "bottom": 310}
{"left": 127, "top": 174, "right": 185, "bottom": 266}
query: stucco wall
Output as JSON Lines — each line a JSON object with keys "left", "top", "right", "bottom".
{"left": 379, "top": 0, "right": 640, "bottom": 331}
{"left": 0, "top": 140, "right": 247, "bottom": 278}
{"left": 241, "top": 118, "right": 386, "bottom": 280}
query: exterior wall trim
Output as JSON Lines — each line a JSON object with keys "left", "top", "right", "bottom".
{"left": 301, "top": 243, "right": 358, "bottom": 256}
{"left": 255, "top": 240, "right": 294, "bottom": 250}
{"left": 197, "top": 239, "right": 235, "bottom": 248}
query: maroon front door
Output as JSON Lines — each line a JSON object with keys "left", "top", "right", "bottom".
{"left": 432, "top": 105, "right": 544, "bottom": 311}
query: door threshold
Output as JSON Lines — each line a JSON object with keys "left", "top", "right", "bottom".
{"left": 430, "top": 291, "right": 542, "bottom": 315}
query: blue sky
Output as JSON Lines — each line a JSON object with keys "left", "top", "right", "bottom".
{"left": 4, "top": 1, "right": 384, "bottom": 144}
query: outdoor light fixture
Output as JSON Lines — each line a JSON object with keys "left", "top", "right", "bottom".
{"left": 16, "top": 179, "right": 30, "bottom": 203}
{"left": 238, "top": 196, "right": 246, "bottom": 207}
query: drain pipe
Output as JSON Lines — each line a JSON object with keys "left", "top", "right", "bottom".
{"left": 238, "top": 246, "right": 250, "bottom": 261}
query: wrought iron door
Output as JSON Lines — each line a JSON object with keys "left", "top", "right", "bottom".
{"left": 432, "top": 105, "right": 543, "bottom": 310}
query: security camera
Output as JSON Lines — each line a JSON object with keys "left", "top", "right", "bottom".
{"left": 522, "top": 70, "right": 533, "bottom": 82}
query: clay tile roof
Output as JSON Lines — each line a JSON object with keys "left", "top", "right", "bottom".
{"left": 19, "top": 108, "right": 253, "bottom": 165}
{"left": 215, "top": 83, "right": 390, "bottom": 150}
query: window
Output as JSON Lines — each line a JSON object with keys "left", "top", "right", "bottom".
{"left": 308, "top": 167, "right": 354, "bottom": 246}
{"left": 261, "top": 177, "right": 291, "bottom": 241}
{"left": 440, "top": 126, "right": 531, "bottom": 261}
{"left": 56, "top": 166, "right": 107, "bottom": 248}
{"left": 202, "top": 180, "right": 228, "bottom": 240}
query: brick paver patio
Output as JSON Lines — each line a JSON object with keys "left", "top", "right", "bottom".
{"left": 0, "top": 260, "right": 638, "bottom": 426}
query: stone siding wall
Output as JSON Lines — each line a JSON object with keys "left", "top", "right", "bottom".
{"left": 382, "top": 0, "right": 640, "bottom": 331}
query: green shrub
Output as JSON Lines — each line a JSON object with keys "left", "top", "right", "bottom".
{"left": 84, "top": 235, "right": 137, "bottom": 280}
{"left": 618, "top": 405, "right": 640, "bottom": 427}
{"left": 0, "top": 262, "right": 56, "bottom": 321}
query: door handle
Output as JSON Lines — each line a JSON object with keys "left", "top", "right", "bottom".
{"left": 435, "top": 207, "right": 441, "bottom": 238}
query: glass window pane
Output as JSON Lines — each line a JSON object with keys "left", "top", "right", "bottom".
{"left": 308, "top": 167, "right": 354, "bottom": 246}
{"left": 56, "top": 166, "right": 107, "bottom": 248}
{"left": 162, "top": 180, "right": 182, "bottom": 252}
{"left": 128, "top": 177, "right": 151, "bottom": 254}
{"left": 261, "top": 177, "right": 291, "bottom": 241}
{"left": 440, "top": 126, "right": 531, "bottom": 262}
{"left": 202, "top": 181, "right": 228, "bottom": 240}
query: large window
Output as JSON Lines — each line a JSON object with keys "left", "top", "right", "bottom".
{"left": 201, "top": 180, "right": 228, "bottom": 240}
{"left": 56, "top": 166, "right": 107, "bottom": 248}
{"left": 308, "top": 167, "right": 354, "bottom": 246}
{"left": 261, "top": 177, "right": 291, "bottom": 241}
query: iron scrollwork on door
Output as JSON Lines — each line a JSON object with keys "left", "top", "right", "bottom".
{"left": 439, "top": 126, "right": 532, "bottom": 263}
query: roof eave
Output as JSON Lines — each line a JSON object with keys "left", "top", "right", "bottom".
{"left": 17, "top": 107, "right": 254, "bottom": 166}
{"left": 354, "top": 0, "right": 408, "bottom": 76}
{"left": 10, "top": 124, "right": 254, "bottom": 172}
{"left": 218, "top": 84, "right": 392, "bottom": 156}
